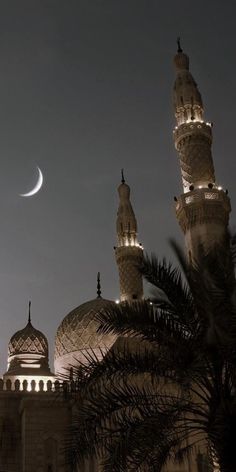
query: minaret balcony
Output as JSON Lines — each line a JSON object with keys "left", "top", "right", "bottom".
{"left": 174, "top": 121, "right": 212, "bottom": 148}
{"left": 115, "top": 244, "right": 143, "bottom": 260}
{"left": 176, "top": 188, "right": 229, "bottom": 208}
{"left": 175, "top": 188, "right": 231, "bottom": 232}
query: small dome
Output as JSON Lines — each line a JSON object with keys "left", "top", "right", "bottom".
{"left": 4, "top": 303, "right": 54, "bottom": 379}
{"left": 9, "top": 320, "right": 48, "bottom": 357}
{"left": 54, "top": 297, "right": 116, "bottom": 375}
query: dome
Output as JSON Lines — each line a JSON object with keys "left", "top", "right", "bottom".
{"left": 4, "top": 303, "right": 54, "bottom": 379}
{"left": 9, "top": 320, "right": 48, "bottom": 357}
{"left": 54, "top": 297, "right": 116, "bottom": 375}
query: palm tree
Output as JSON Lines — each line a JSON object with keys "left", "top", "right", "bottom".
{"left": 68, "top": 241, "right": 236, "bottom": 472}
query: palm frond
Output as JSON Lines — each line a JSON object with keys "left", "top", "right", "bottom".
{"left": 66, "top": 239, "right": 236, "bottom": 471}
{"left": 69, "top": 377, "right": 203, "bottom": 471}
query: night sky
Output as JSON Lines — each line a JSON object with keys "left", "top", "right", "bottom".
{"left": 0, "top": 1, "right": 235, "bottom": 373}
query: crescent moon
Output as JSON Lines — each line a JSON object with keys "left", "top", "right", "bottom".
{"left": 20, "top": 167, "right": 44, "bottom": 197}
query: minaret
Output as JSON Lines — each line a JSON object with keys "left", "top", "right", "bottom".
{"left": 173, "top": 40, "right": 231, "bottom": 257}
{"left": 115, "top": 171, "right": 143, "bottom": 301}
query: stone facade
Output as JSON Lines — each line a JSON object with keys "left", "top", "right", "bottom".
{"left": 0, "top": 379, "right": 71, "bottom": 472}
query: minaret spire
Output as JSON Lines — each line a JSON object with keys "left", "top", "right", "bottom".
{"left": 28, "top": 300, "right": 31, "bottom": 324}
{"left": 115, "top": 173, "right": 143, "bottom": 301}
{"left": 177, "top": 37, "right": 182, "bottom": 53}
{"left": 121, "top": 168, "right": 125, "bottom": 184}
{"left": 173, "top": 46, "right": 231, "bottom": 257}
{"left": 97, "top": 272, "right": 102, "bottom": 298}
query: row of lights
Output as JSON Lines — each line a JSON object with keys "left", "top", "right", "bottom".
{"left": 115, "top": 300, "right": 153, "bottom": 305}
{"left": 188, "top": 183, "right": 224, "bottom": 192}
{"left": 175, "top": 184, "right": 228, "bottom": 202}
{"left": 174, "top": 120, "right": 212, "bottom": 130}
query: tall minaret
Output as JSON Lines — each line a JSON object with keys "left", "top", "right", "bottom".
{"left": 173, "top": 41, "right": 231, "bottom": 257}
{"left": 115, "top": 171, "right": 143, "bottom": 302}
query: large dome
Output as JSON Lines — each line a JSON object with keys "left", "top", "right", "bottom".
{"left": 54, "top": 297, "right": 116, "bottom": 375}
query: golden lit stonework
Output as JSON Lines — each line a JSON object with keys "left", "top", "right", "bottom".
{"left": 173, "top": 46, "right": 231, "bottom": 256}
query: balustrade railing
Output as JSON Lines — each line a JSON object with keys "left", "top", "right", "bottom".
{"left": 0, "top": 377, "right": 71, "bottom": 393}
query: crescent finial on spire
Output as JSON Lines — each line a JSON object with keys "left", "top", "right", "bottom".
{"left": 28, "top": 300, "right": 31, "bottom": 324}
{"left": 121, "top": 169, "right": 125, "bottom": 184}
{"left": 177, "top": 37, "right": 183, "bottom": 53}
{"left": 97, "top": 272, "right": 102, "bottom": 298}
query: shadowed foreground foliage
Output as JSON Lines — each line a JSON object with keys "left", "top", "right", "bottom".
{"left": 67, "top": 241, "right": 236, "bottom": 472}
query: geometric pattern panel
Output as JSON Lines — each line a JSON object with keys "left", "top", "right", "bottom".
{"left": 179, "top": 135, "right": 215, "bottom": 187}
{"left": 54, "top": 298, "right": 116, "bottom": 359}
{"left": 118, "top": 259, "right": 143, "bottom": 301}
{"left": 9, "top": 322, "right": 48, "bottom": 356}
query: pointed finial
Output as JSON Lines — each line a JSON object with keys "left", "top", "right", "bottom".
{"left": 177, "top": 37, "right": 183, "bottom": 53}
{"left": 121, "top": 169, "right": 125, "bottom": 184}
{"left": 97, "top": 272, "right": 102, "bottom": 298}
{"left": 28, "top": 300, "right": 31, "bottom": 324}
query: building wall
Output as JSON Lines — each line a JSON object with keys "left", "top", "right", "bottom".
{"left": 0, "top": 383, "right": 72, "bottom": 472}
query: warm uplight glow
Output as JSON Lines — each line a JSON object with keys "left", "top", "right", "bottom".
{"left": 218, "top": 186, "right": 222, "bottom": 190}
{"left": 185, "top": 195, "right": 195, "bottom": 204}
{"left": 115, "top": 300, "right": 120, "bottom": 304}
{"left": 185, "top": 119, "right": 204, "bottom": 124}
{"left": 205, "top": 192, "right": 219, "bottom": 200}
{"left": 123, "top": 237, "right": 143, "bottom": 249}
{"left": 4, "top": 375, "right": 54, "bottom": 391}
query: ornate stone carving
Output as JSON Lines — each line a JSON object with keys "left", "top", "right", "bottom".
{"left": 9, "top": 322, "right": 48, "bottom": 357}
{"left": 175, "top": 190, "right": 231, "bottom": 233}
{"left": 173, "top": 47, "right": 231, "bottom": 258}
{"left": 54, "top": 298, "right": 116, "bottom": 359}
{"left": 174, "top": 124, "right": 215, "bottom": 189}
{"left": 115, "top": 246, "right": 143, "bottom": 301}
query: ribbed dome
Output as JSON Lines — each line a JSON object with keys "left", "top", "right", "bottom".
{"left": 55, "top": 297, "right": 115, "bottom": 359}
{"left": 4, "top": 311, "right": 53, "bottom": 379}
{"left": 9, "top": 320, "right": 48, "bottom": 357}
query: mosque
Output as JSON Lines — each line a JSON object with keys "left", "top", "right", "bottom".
{"left": 0, "top": 44, "right": 230, "bottom": 471}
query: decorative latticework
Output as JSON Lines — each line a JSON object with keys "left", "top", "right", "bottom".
{"left": 54, "top": 298, "right": 116, "bottom": 359}
{"left": 175, "top": 188, "right": 231, "bottom": 233}
{"left": 9, "top": 321, "right": 48, "bottom": 357}
{"left": 179, "top": 133, "right": 214, "bottom": 187}
{"left": 115, "top": 246, "right": 143, "bottom": 301}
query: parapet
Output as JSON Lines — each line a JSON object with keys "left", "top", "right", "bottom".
{"left": 0, "top": 377, "right": 70, "bottom": 393}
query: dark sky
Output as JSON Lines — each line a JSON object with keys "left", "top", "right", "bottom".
{"left": 0, "top": 0, "right": 235, "bottom": 373}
